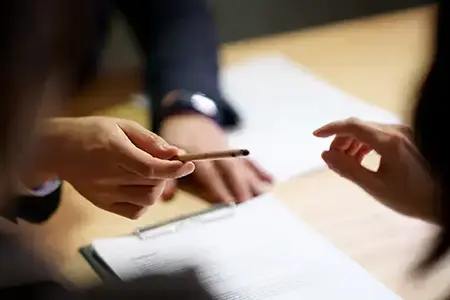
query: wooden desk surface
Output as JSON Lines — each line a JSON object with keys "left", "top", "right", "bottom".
{"left": 22, "top": 5, "right": 450, "bottom": 300}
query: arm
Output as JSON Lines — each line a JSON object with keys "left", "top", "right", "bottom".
{"left": 1, "top": 124, "right": 62, "bottom": 224}
{"left": 114, "top": 1, "right": 273, "bottom": 205}
{"left": 115, "top": 0, "right": 239, "bottom": 132}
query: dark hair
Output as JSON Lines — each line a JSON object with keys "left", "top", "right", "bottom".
{"left": 413, "top": 1, "right": 450, "bottom": 277}
{"left": 0, "top": 0, "right": 94, "bottom": 198}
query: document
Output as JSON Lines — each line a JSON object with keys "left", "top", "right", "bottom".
{"left": 92, "top": 195, "right": 402, "bottom": 299}
{"left": 133, "top": 54, "right": 400, "bottom": 182}
{"left": 222, "top": 55, "right": 401, "bottom": 182}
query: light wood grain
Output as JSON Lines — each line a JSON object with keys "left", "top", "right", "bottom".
{"left": 21, "top": 5, "right": 450, "bottom": 299}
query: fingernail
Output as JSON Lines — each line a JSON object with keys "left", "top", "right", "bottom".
{"left": 237, "top": 197, "right": 246, "bottom": 203}
{"left": 162, "top": 194, "right": 175, "bottom": 202}
{"left": 313, "top": 128, "right": 325, "bottom": 136}
{"left": 225, "top": 199, "right": 236, "bottom": 205}
{"left": 179, "top": 163, "right": 195, "bottom": 177}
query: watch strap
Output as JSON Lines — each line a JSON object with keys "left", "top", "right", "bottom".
{"left": 152, "top": 90, "right": 223, "bottom": 133}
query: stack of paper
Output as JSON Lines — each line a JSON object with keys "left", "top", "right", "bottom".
{"left": 92, "top": 195, "right": 402, "bottom": 299}
{"left": 222, "top": 55, "right": 401, "bottom": 182}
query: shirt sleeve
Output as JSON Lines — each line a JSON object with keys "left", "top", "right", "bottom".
{"left": 2, "top": 182, "right": 63, "bottom": 224}
{"left": 115, "top": 0, "right": 239, "bottom": 131}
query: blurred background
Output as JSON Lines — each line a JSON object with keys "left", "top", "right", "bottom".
{"left": 102, "top": 0, "right": 433, "bottom": 71}
{"left": 22, "top": 2, "right": 449, "bottom": 299}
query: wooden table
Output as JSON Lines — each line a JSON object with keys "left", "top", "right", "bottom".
{"left": 22, "top": 5, "right": 450, "bottom": 300}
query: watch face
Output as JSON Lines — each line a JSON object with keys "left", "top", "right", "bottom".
{"left": 191, "top": 93, "right": 218, "bottom": 117}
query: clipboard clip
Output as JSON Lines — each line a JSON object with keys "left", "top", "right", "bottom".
{"left": 133, "top": 203, "right": 237, "bottom": 240}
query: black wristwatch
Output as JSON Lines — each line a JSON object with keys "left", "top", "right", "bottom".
{"left": 152, "top": 90, "right": 223, "bottom": 133}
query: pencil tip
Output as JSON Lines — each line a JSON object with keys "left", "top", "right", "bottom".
{"left": 241, "top": 149, "right": 250, "bottom": 156}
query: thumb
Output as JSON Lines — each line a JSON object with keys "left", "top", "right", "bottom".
{"left": 322, "top": 150, "right": 380, "bottom": 192}
{"left": 119, "top": 121, "right": 178, "bottom": 159}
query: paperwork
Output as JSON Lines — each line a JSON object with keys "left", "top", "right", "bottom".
{"left": 92, "top": 195, "right": 402, "bottom": 300}
{"left": 222, "top": 54, "right": 401, "bottom": 182}
{"left": 133, "top": 54, "right": 401, "bottom": 181}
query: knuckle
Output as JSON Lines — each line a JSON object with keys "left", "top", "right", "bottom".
{"left": 143, "top": 165, "right": 155, "bottom": 178}
{"left": 346, "top": 117, "right": 361, "bottom": 126}
{"left": 383, "top": 133, "right": 404, "bottom": 154}
{"left": 345, "top": 117, "right": 363, "bottom": 131}
{"left": 86, "top": 131, "right": 112, "bottom": 153}
{"left": 146, "top": 132, "right": 159, "bottom": 143}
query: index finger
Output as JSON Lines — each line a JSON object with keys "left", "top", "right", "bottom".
{"left": 191, "top": 162, "right": 234, "bottom": 204}
{"left": 118, "top": 144, "right": 195, "bottom": 179}
{"left": 118, "top": 120, "right": 179, "bottom": 159}
{"left": 313, "top": 118, "right": 390, "bottom": 154}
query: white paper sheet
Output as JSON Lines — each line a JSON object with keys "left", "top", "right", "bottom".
{"left": 222, "top": 54, "right": 401, "bottom": 182}
{"left": 133, "top": 54, "right": 400, "bottom": 182}
{"left": 92, "top": 195, "right": 402, "bottom": 300}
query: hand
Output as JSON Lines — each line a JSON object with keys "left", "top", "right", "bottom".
{"left": 313, "top": 117, "right": 438, "bottom": 223}
{"left": 159, "top": 114, "right": 273, "bottom": 203}
{"left": 31, "top": 117, "right": 194, "bottom": 219}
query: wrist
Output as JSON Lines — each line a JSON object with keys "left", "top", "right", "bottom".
{"left": 160, "top": 111, "right": 220, "bottom": 131}
{"left": 20, "top": 118, "right": 69, "bottom": 190}
{"left": 153, "top": 90, "right": 223, "bottom": 133}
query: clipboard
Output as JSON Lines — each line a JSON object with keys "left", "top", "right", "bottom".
{"left": 79, "top": 202, "right": 237, "bottom": 283}
{"left": 79, "top": 195, "right": 403, "bottom": 300}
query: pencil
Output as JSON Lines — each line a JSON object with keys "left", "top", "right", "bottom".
{"left": 174, "top": 149, "right": 250, "bottom": 162}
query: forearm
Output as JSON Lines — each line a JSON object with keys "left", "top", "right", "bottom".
{"left": 117, "top": 0, "right": 238, "bottom": 132}
{"left": 0, "top": 119, "right": 61, "bottom": 223}
{"left": 15, "top": 117, "right": 80, "bottom": 200}
{"left": 143, "top": 0, "right": 222, "bottom": 102}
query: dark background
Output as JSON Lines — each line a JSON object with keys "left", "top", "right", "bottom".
{"left": 210, "top": 0, "right": 434, "bottom": 43}
{"left": 100, "top": 0, "right": 435, "bottom": 72}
